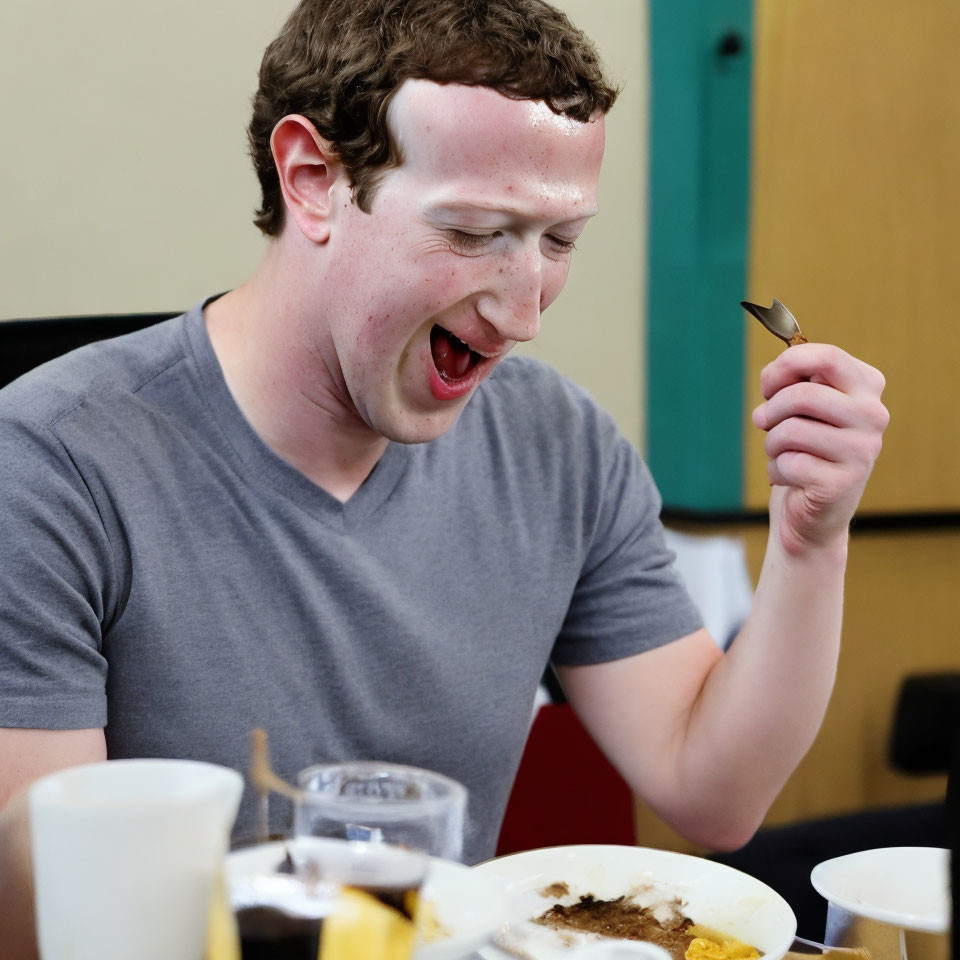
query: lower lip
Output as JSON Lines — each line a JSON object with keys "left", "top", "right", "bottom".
{"left": 427, "top": 357, "right": 483, "bottom": 401}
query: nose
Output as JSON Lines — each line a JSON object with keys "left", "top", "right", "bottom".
{"left": 476, "top": 245, "right": 543, "bottom": 343}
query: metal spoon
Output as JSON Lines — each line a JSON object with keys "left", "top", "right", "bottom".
{"left": 785, "top": 935, "right": 870, "bottom": 960}
{"left": 741, "top": 298, "right": 808, "bottom": 346}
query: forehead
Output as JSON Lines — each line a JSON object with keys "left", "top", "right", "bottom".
{"left": 383, "top": 79, "right": 605, "bottom": 219}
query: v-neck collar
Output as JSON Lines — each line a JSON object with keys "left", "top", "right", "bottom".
{"left": 181, "top": 298, "right": 410, "bottom": 529}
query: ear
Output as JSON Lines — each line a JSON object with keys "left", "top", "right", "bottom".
{"left": 270, "top": 115, "right": 343, "bottom": 243}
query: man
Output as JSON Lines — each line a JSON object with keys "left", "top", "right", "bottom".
{"left": 0, "top": 0, "right": 887, "bottom": 953}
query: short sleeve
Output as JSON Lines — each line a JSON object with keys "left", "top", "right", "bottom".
{"left": 0, "top": 418, "right": 111, "bottom": 728}
{"left": 550, "top": 416, "right": 704, "bottom": 666}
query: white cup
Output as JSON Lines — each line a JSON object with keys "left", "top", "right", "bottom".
{"left": 29, "top": 758, "right": 243, "bottom": 960}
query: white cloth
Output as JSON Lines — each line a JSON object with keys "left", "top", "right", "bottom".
{"left": 662, "top": 528, "right": 754, "bottom": 650}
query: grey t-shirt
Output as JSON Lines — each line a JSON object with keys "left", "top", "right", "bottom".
{"left": 0, "top": 300, "right": 702, "bottom": 863}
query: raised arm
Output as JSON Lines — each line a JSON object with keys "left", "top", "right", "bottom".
{"left": 558, "top": 343, "right": 888, "bottom": 850}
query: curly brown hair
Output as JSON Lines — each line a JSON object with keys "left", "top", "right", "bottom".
{"left": 248, "top": 0, "right": 619, "bottom": 235}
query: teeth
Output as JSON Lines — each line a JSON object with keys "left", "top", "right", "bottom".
{"left": 459, "top": 339, "right": 495, "bottom": 360}
{"left": 435, "top": 325, "right": 500, "bottom": 360}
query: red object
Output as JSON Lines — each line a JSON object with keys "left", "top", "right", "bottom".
{"left": 496, "top": 703, "right": 637, "bottom": 856}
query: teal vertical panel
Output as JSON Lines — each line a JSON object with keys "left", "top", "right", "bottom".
{"left": 646, "top": 0, "right": 752, "bottom": 510}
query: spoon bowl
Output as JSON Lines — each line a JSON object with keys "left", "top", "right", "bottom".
{"left": 741, "top": 298, "right": 807, "bottom": 346}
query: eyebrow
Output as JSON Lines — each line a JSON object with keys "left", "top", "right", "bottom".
{"left": 424, "top": 200, "right": 599, "bottom": 223}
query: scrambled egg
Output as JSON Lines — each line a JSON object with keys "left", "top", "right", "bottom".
{"left": 686, "top": 936, "right": 760, "bottom": 960}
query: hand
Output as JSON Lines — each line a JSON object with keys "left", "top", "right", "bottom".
{"left": 751, "top": 343, "right": 889, "bottom": 555}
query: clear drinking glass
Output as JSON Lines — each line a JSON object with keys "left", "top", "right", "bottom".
{"left": 294, "top": 762, "right": 467, "bottom": 861}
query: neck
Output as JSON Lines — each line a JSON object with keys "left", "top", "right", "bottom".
{"left": 204, "top": 240, "right": 388, "bottom": 502}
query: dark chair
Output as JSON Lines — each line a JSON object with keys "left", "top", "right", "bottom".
{"left": 0, "top": 311, "right": 179, "bottom": 389}
{"left": 711, "top": 672, "right": 955, "bottom": 940}
{"left": 496, "top": 667, "right": 636, "bottom": 855}
{"left": 710, "top": 801, "right": 946, "bottom": 940}
{"left": 496, "top": 700, "right": 636, "bottom": 856}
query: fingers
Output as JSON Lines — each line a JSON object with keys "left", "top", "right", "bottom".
{"left": 764, "top": 416, "right": 883, "bottom": 471}
{"left": 753, "top": 343, "right": 889, "bottom": 514}
{"left": 764, "top": 417, "right": 846, "bottom": 465}
{"left": 758, "top": 343, "right": 886, "bottom": 401}
{"left": 753, "top": 344, "right": 889, "bottom": 443}
{"left": 766, "top": 451, "right": 848, "bottom": 490}
{"left": 754, "top": 381, "right": 854, "bottom": 431}
{"left": 753, "top": 379, "right": 891, "bottom": 434}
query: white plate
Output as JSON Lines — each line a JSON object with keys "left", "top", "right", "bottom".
{"left": 225, "top": 838, "right": 508, "bottom": 960}
{"left": 471, "top": 844, "right": 797, "bottom": 960}
{"left": 810, "top": 846, "right": 950, "bottom": 934}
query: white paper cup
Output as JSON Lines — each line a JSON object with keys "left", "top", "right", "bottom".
{"left": 811, "top": 846, "right": 950, "bottom": 960}
{"left": 29, "top": 758, "right": 243, "bottom": 960}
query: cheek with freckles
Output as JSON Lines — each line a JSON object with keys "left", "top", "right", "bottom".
{"left": 386, "top": 262, "right": 484, "bottom": 335}
{"left": 343, "top": 272, "right": 449, "bottom": 376}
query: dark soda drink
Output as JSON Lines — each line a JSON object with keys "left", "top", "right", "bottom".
{"left": 235, "top": 903, "right": 325, "bottom": 960}
{"left": 226, "top": 840, "right": 425, "bottom": 960}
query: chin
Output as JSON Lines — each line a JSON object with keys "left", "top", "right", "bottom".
{"left": 371, "top": 406, "right": 466, "bottom": 445}
{"left": 378, "top": 419, "right": 456, "bottom": 445}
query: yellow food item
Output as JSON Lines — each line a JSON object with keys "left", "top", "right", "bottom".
{"left": 205, "top": 875, "right": 240, "bottom": 960}
{"left": 417, "top": 899, "right": 452, "bottom": 943}
{"left": 321, "top": 886, "right": 418, "bottom": 960}
{"left": 685, "top": 936, "right": 760, "bottom": 960}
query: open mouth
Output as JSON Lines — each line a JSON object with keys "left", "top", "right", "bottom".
{"left": 430, "top": 325, "right": 483, "bottom": 383}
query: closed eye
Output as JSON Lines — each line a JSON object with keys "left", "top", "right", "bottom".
{"left": 444, "top": 229, "right": 502, "bottom": 253}
{"left": 546, "top": 235, "right": 577, "bottom": 253}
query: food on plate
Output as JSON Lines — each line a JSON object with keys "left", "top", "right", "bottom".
{"left": 685, "top": 935, "right": 760, "bottom": 960}
{"left": 535, "top": 894, "right": 692, "bottom": 959}
{"left": 534, "top": 893, "right": 759, "bottom": 960}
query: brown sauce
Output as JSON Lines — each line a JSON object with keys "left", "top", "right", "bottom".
{"left": 535, "top": 895, "right": 695, "bottom": 960}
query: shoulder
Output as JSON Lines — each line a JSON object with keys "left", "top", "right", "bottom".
{"left": 0, "top": 311, "right": 193, "bottom": 430}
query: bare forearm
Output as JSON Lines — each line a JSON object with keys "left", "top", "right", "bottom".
{"left": 563, "top": 343, "right": 885, "bottom": 851}
{"left": 674, "top": 529, "right": 848, "bottom": 845}
{"left": 559, "top": 529, "right": 851, "bottom": 851}
{"left": 0, "top": 791, "right": 39, "bottom": 960}
{"left": 664, "top": 341, "right": 886, "bottom": 844}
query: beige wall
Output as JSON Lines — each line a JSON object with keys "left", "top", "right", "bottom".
{"left": 744, "top": 0, "right": 960, "bottom": 513}
{"left": 0, "top": 0, "right": 289, "bottom": 317}
{"left": 0, "top": 0, "right": 648, "bottom": 449}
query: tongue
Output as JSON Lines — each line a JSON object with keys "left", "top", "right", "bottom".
{"left": 431, "top": 327, "right": 475, "bottom": 381}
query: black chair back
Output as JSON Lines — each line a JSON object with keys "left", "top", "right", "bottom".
{"left": 0, "top": 312, "right": 179, "bottom": 389}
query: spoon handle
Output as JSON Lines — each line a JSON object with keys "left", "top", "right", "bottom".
{"left": 785, "top": 936, "right": 868, "bottom": 960}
